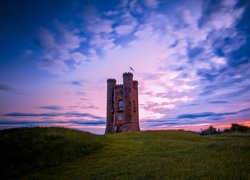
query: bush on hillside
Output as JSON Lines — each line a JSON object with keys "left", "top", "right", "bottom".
{"left": 201, "top": 125, "right": 220, "bottom": 135}
{"left": 224, "top": 123, "right": 250, "bottom": 133}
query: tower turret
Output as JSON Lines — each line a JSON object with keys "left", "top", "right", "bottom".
{"left": 133, "top": 80, "right": 140, "bottom": 130}
{"left": 123, "top": 72, "right": 133, "bottom": 125}
{"left": 106, "top": 78, "right": 116, "bottom": 134}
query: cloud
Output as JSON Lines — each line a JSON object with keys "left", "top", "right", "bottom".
{"left": 81, "top": 5, "right": 114, "bottom": 34}
{"left": 177, "top": 107, "right": 250, "bottom": 119}
{"left": 80, "top": 105, "right": 100, "bottom": 110}
{"left": 0, "top": 119, "right": 106, "bottom": 126}
{"left": 197, "top": 58, "right": 250, "bottom": 100}
{"left": 35, "top": 27, "right": 58, "bottom": 56}
{"left": 0, "top": 83, "right": 22, "bottom": 94}
{"left": 66, "top": 79, "right": 86, "bottom": 87}
{"left": 143, "top": 0, "right": 159, "bottom": 9}
{"left": 238, "top": 108, "right": 250, "bottom": 113}
{"left": 199, "top": 0, "right": 243, "bottom": 29}
{"left": 128, "top": 0, "right": 143, "bottom": 14}
{"left": 4, "top": 112, "right": 60, "bottom": 117}
{"left": 0, "top": 84, "right": 13, "bottom": 92}
{"left": 172, "top": 0, "right": 247, "bottom": 86}
{"left": 3, "top": 112, "right": 104, "bottom": 120}
{"left": 22, "top": 50, "right": 33, "bottom": 58}
{"left": 53, "top": 20, "right": 85, "bottom": 50}
{"left": 71, "top": 52, "right": 87, "bottom": 64}
{"left": 89, "top": 34, "right": 115, "bottom": 51}
{"left": 217, "top": 85, "right": 250, "bottom": 99}
{"left": 188, "top": 47, "right": 204, "bottom": 59}
{"left": 76, "top": 91, "right": 86, "bottom": 96}
{"left": 177, "top": 112, "right": 215, "bottom": 119}
{"left": 209, "top": 101, "right": 228, "bottom": 104}
{"left": 73, "top": 120, "right": 105, "bottom": 125}
{"left": 114, "top": 12, "right": 138, "bottom": 35}
{"left": 104, "top": 10, "right": 119, "bottom": 16}
{"left": 183, "top": 103, "right": 200, "bottom": 107}
{"left": 35, "top": 20, "right": 86, "bottom": 74}
{"left": 38, "top": 57, "right": 69, "bottom": 75}
{"left": 37, "top": 106, "right": 62, "bottom": 110}
{"left": 71, "top": 81, "right": 82, "bottom": 86}
{"left": 115, "top": 22, "right": 137, "bottom": 35}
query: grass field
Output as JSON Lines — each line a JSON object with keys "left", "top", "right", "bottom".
{"left": 0, "top": 127, "right": 250, "bottom": 179}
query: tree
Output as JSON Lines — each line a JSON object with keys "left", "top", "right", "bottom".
{"left": 201, "top": 125, "right": 217, "bottom": 135}
{"left": 224, "top": 123, "right": 250, "bottom": 133}
{"left": 208, "top": 125, "right": 217, "bottom": 134}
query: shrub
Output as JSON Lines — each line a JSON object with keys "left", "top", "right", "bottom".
{"left": 224, "top": 123, "right": 250, "bottom": 133}
{"left": 201, "top": 125, "right": 217, "bottom": 135}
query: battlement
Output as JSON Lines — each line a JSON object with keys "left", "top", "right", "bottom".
{"left": 115, "top": 84, "right": 123, "bottom": 88}
{"left": 123, "top": 72, "right": 133, "bottom": 77}
{"left": 107, "top": 78, "right": 116, "bottom": 83}
{"left": 133, "top": 80, "right": 138, "bottom": 89}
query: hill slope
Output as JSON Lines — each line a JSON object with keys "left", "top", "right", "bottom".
{"left": 0, "top": 127, "right": 250, "bottom": 179}
{"left": 0, "top": 127, "right": 107, "bottom": 179}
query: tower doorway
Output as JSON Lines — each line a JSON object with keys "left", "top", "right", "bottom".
{"left": 116, "top": 124, "right": 123, "bottom": 133}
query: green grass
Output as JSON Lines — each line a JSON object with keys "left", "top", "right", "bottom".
{"left": 0, "top": 128, "right": 250, "bottom": 179}
{"left": 0, "top": 127, "right": 106, "bottom": 179}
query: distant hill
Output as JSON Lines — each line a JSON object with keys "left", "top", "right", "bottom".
{"left": 0, "top": 127, "right": 250, "bottom": 179}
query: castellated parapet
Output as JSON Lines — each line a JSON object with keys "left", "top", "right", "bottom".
{"left": 105, "top": 72, "right": 140, "bottom": 133}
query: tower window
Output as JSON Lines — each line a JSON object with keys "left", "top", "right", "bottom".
{"left": 133, "top": 101, "right": 136, "bottom": 112}
{"left": 118, "top": 100, "right": 123, "bottom": 111}
{"left": 119, "top": 114, "right": 123, "bottom": 120}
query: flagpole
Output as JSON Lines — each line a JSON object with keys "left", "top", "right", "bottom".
{"left": 129, "top": 66, "right": 134, "bottom": 72}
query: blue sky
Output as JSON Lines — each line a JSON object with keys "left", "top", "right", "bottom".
{"left": 0, "top": 0, "right": 250, "bottom": 134}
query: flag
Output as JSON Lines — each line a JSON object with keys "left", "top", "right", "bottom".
{"left": 129, "top": 66, "right": 134, "bottom": 71}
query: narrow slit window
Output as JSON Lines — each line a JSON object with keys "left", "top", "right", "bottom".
{"left": 119, "top": 114, "right": 123, "bottom": 120}
{"left": 118, "top": 100, "right": 123, "bottom": 110}
{"left": 133, "top": 101, "right": 136, "bottom": 112}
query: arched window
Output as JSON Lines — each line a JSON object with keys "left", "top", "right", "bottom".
{"left": 118, "top": 100, "right": 123, "bottom": 110}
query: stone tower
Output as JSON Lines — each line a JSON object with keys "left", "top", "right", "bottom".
{"left": 105, "top": 72, "right": 140, "bottom": 134}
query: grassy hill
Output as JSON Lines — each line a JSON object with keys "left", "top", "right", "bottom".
{"left": 0, "top": 127, "right": 250, "bottom": 179}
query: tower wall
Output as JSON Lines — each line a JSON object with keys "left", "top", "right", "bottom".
{"left": 113, "top": 85, "right": 123, "bottom": 132}
{"left": 123, "top": 72, "right": 133, "bottom": 128}
{"left": 106, "top": 79, "right": 116, "bottom": 134}
{"left": 133, "top": 80, "right": 140, "bottom": 131}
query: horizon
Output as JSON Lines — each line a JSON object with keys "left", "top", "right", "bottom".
{"left": 0, "top": 0, "right": 250, "bottom": 134}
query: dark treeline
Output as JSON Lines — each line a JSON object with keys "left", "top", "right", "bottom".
{"left": 201, "top": 123, "right": 250, "bottom": 135}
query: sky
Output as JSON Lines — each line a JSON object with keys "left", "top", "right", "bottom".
{"left": 0, "top": 0, "right": 250, "bottom": 134}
